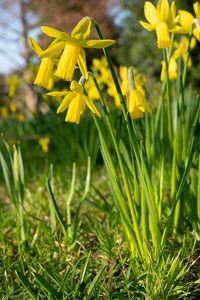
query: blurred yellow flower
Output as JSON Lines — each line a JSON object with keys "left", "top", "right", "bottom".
{"left": 48, "top": 80, "right": 100, "bottom": 124}
{"left": 39, "top": 17, "right": 115, "bottom": 82}
{"left": 140, "top": 0, "right": 177, "bottom": 49}
{"left": 173, "top": 36, "right": 196, "bottom": 67}
{"left": 127, "top": 68, "right": 151, "bottom": 119}
{"left": 9, "top": 102, "right": 17, "bottom": 113}
{"left": 160, "top": 57, "right": 177, "bottom": 81}
{"left": 7, "top": 74, "right": 20, "bottom": 98}
{"left": 39, "top": 137, "right": 50, "bottom": 153}
{"left": 84, "top": 76, "right": 100, "bottom": 101}
{"left": 0, "top": 106, "right": 8, "bottom": 118}
{"left": 17, "top": 113, "right": 25, "bottom": 122}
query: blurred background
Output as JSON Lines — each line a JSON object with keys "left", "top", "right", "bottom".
{"left": 0, "top": 0, "right": 199, "bottom": 169}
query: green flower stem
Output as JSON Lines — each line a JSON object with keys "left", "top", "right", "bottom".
{"left": 163, "top": 49, "right": 172, "bottom": 146}
{"left": 91, "top": 75, "right": 145, "bottom": 259}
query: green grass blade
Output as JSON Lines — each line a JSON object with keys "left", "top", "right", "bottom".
{"left": 33, "top": 272, "right": 59, "bottom": 298}
{"left": 86, "top": 264, "right": 105, "bottom": 298}
{"left": 16, "top": 271, "right": 38, "bottom": 299}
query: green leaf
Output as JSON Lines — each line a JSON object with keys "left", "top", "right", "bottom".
{"left": 16, "top": 271, "right": 38, "bottom": 299}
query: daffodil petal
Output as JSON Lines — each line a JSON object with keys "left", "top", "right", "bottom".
{"left": 47, "top": 91, "right": 68, "bottom": 97}
{"left": 77, "top": 48, "right": 88, "bottom": 79}
{"left": 41, "top": 26, "right": 72, "bottom": 41}
{"left": 79, "top": 39, "right": 115, "bottom": 49}
{"left": 39, "top": 41, "right": 66, "bottom": 58}
{"left": 178, "top": 10, "right": 194, "bottom": 32}
{"left": 167, "top": 1, "right": 176, "bottom": 29}
{"left": 71, "top": 17, "right": 91, "bottom": 40}
{"left": 139, "top": 21, "right": 155, "bottom": 31}
{"left": 193, "top": 2, "right": 200, "bottom": 20}
{"left": 157, "top": 0, "right": 169, "bottom": 22}
{"left": 70, "top": 80, "right": 84, "bottom": 94}
{"left": 28, "top": 37, "right": 42, "bottom": 55}
{"left": 83, "top": 95, "right": 100, "bottom": 116}
{"left": 144, "top": 1, "right": 159, "bottom": 25}
{"left": 57, "top": 93, "right": 74, "bottom": 113}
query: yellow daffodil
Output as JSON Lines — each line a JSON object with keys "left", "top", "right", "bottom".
{"left": 39, "top": 137, "right": 50, "bottom": 153}
{"left": 140, "top": 0, "right": 177, "bottom": 49}
{"left": 126, "top": 67, "right": 151, "bottom": 119}
{"left": 84, "top": 76, "right": 100, "bottom": 100}
{"left": 7, "top": 74, "right": 20, "bottom": 98}
{"left": 48, "top": 80, "right": 100, "bottom": 124}
{"left": 39, "top": 17, "right": 115, "bottom": 82}
{"left": 160, "top": 57, "right": 177, "bottom": 81}
{"left": 173, "top": 36, "right": 196, "bottom": 67}
{"left": 9, "top": 102, "right": 17, "bottom": 113}
{"left": 17, "top": 113, "right": 25, "bottom": 122}
{"left": 176, "top": 2, "right": 200, "bottom": 41}
{"left": 29, "top": 37, "right": 55, "bottom": 89}
{"left": 0, "top": 106, "right": 8, "bottom": 118}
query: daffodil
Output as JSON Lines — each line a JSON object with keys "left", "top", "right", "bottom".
{"left": 48, "top": 80, "right": 100, "bottom": 124}
{"left": 7, "top": 74, "right": 20, "bottom": 98}
{"left": 39, "top": 137, "right": 50, "bottom": 153}
{"left": 126, "top": 67, "right": 151, "bottom": 119}
{"left": 0, "top": 106, "right": 8, "bottom": 118}
{"left": 39, "top": 17, "right": 115, "bottom": 82}
{"left": 140, "top": 0, "right": 177, "bottom": 49}
{"left": 160, "top": 57, "right": 177, "bottom": 81}
{"left": 176, "top": 2, "right": 200, "bottom": 41}
{"left": 29, "top": 37, "right": 55, "bottom": 89}
{"left": 9, "top": 102, "right": 17, "bottom": 113}
{"left": 173, "top": 36, "right": 196, "bottom": 67}
{"left": 84, "top": 75, "right": 100, "bottom": 100}
{"left": 17, "top": 113, "right": 25, "bottom": 122}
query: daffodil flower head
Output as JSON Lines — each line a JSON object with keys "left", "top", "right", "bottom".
{"left": 176, "top": 2, "right": 200, "bottom": 41}
{"left": 39, "top": 137, "right": 50, "bottom": 153}
{"left": 160, "top": 57, "right": 177, "bottom": 81}
{"left": 39, "top": 17, "right": 115, "bottom": 82}
{"left": 48, "top": 79, "right": 100, "bottom": 124}
{"left": 7, "top": 74, "right": 20, "bottom": 98}
{"left": 140, "top": 0, "right": 177, "bottom": 49}
{"left": 29, "top": 37, "right": 55, "bottom": 89}
{"left": 126, "top": 67, "right": 151, "bottom": 120}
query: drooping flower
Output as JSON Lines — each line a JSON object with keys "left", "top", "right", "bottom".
{"left": 126, "top": 67, "right": 151, "bottom": 119}
{"left": 39, "top": 17, "right": 115, "bottom": 82}
{"left": 160, "top": 57, "right": 177, "bottom": 81}
{"left": 48, "top": 80, "right": 100, "bottom": 124}
{"left": 29, "top": 37, "right": 55, "bottom": 89}
{"left": 140, "top": 0, "right": 177, "bottom": 49}
{"left": 176, "top": 2, "right": 200, "bottom": 41}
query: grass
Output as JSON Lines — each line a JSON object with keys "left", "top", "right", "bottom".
{"left": 0, "top": 152, "right": 199, "bottom": 299}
